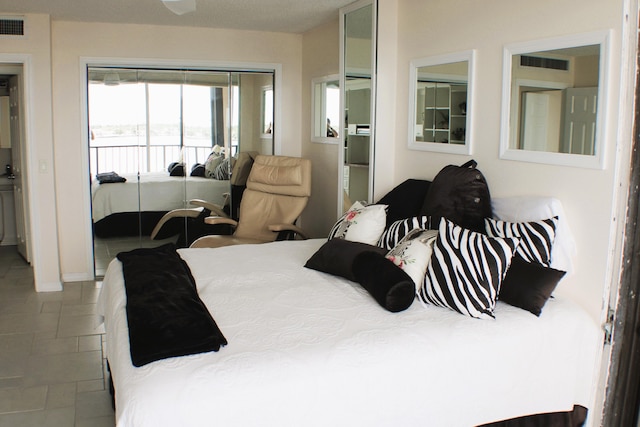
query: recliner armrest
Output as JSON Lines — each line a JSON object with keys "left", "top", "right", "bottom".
{"left": 204, "top": 216, "right": 238, "bottom": 227}
{"left": 150, "top": 208, "right": 203, "bottom": 240}
{"left": 268, "top": 223, "right": 309, "bottom": 240}
{"left": 189, "top": 199, "right": 228, "bottom": 218}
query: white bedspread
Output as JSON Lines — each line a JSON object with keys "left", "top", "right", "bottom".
{"left": 98, "top": 239, "right": 601, "bottom": 427}
{"left": 91, "top": 172, "right": 229, "bottom": 222}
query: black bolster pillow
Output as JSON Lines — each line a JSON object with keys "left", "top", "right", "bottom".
{"left": 352, "top": 251, "right": 415, "bottom": 313}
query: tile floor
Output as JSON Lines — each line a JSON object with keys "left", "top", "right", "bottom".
{"left": 0, "top": 246, "right": 115, "bottom": 427}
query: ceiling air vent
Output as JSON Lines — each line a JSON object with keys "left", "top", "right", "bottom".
{"left": 520, "top": 55, "right": 569, "bottom": 71}
{"left": 0, "top": 16, "right": 25, "bottom": 36}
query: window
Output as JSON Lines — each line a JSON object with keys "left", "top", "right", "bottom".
{"left": 261, "top": 85, "right": 273, "bottom": 137}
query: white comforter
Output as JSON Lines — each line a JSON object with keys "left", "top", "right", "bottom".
{"left": 98, "top": 239, "right": 601, "bottom": 427}
{"left": 91, "top": 172, "right": 229, "bottom": 222}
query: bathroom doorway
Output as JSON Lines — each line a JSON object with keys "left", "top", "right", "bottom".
{"left": 0, "top": 63, "right": 30, "bottom": 263}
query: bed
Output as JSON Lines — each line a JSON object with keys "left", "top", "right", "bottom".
{"left": 97, "top": 190, "right": 602, "bottom": 427}
{"left": 91, "top": 172, "right": 229, "bottom": 237}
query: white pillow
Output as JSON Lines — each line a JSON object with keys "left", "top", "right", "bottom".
{"left": 386, "top": 229, "right": 438, "bottom": 293}
{"left": 327, "top": 201, "right": 387, "bottom": 245}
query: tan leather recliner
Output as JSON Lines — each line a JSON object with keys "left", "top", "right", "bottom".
{"left": 189, "top": 154, "right": 312, "bottom": 248}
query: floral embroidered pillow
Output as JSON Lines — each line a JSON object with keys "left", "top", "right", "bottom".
{"left": 327, "top": 201, "right": 387, "bottom": 245}
{"left": 386, "top": 228, "right": 438, "bottom": 292}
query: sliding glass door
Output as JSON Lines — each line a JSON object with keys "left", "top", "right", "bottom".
{"left": 87, "top": 67, "right": 274, "bottom": 277}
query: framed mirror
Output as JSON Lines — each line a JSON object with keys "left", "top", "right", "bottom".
{"left": 311, "top": 74, "right": 340, "bottom": 144}
{"left": 408, "top": 50, "right": 475, "bottom": 154}
{"left": 499, "top": 31, "right": 610, "bottom": 169}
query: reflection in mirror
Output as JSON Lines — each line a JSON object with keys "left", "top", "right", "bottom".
{"left": 311, "top": 75, "right": 340, "bottom": 143}
{"left": 261, "top": 85, "right": 273, "bottom": 137}
{"left": 87, "top": 67, "right": 274, "bottom": 277}
{"left": 408, "top": 51, "right": 474, "bottom": 154}
{"left": 500, "top": 31, "right": 610, "bottom": 168}
{"left": 339, "top": 0, "right": 376, "bottom": 213}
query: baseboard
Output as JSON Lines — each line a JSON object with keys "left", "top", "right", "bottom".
{"left": 35, "top": 281, "right": 63, "bottom": 292}
{"left": 62, "top": 272, "right": 95, "bottom": 283}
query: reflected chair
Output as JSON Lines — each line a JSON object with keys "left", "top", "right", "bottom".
{"left": 189, "top": 154, "right": 312, "bottom": 248}
{"left": 150, "top": 151, "right": 257, "bottom": 247}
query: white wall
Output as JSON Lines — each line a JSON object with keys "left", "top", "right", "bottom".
{"left": 50, "top": 21, "right": 303, "bottom": 280}
{"left": 301, "top": 17, "right": 341, "bottom": 238}
{"left": 373, "top": 0, "right": 630, "bottom": 325}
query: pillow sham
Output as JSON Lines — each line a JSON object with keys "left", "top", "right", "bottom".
{"left": 328, "top": 201, "right": 387, "bottom": 245}
{"left": 499, "top": 257, "right": 566, "bottom": 316}
{"left": 304, "top": 238, "right": 387, "bottom": 282}
{"left": 386, "top": 228, "right": 438, "bottom": 292}
{"left": 419, "top": 218, "right": 519, "bottom": 319}
{"left": 377, "top": 215, "right": 431, "bottom": 250}
{"left": 353, "top": 251, "right": 416, "bottom": 313}
{"left": 485, "top": 216, "right": 558, "bottom": 266}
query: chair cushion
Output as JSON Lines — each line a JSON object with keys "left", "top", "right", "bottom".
{"left": 247, "top": 155, "right": 311, "bottom": 197}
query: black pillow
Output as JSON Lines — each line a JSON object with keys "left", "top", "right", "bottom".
{"left": 376, "top": 179, "right": 431, "bottom": 227}
{"left": 352, "top": 251, "right": 415, "bottom": 312}
{"left": 499, "top": 257, "right": 566, "bottom": 316}
{"left": 168, "top": 162, "right": 185, "bottom": 176}
{"left": 190, "top": 163, "right": 205, "bottom": 177}
{"left": 304, "top": 238, "right": 387, "bottom": 282}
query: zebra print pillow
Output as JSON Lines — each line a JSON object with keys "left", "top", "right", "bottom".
{"left": 419, "top": 218, "right": 519, "bottom": 319}
{"left": 484, "top": 217, "right": 558, "bottom": 266}
{"left": 377, "top": 215, "right": 432, "bottom": 250}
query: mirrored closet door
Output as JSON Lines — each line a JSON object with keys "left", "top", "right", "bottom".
{"left": 339, "top": 0, "right": 377, "bottom": 213}
{"left": 87, "top": 67, "right": 274, "bottom": 277}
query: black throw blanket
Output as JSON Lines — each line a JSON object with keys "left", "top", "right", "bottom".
{"left": 117, "top": 244, "right": 227, "bottom": 367}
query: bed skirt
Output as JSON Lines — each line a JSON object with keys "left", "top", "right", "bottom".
{"left": 94, "top": 211, "right": 167, "bottom": 238}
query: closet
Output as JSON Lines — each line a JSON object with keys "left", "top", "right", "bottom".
{"left": 87, "top": 66, "right": 275, "bottom": 277}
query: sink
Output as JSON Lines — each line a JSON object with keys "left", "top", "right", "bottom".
{"left": 0, "top": 176, "right": 13, "bottom": 191}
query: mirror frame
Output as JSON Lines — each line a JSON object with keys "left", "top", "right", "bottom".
{"left": 499, "top": 30, "right": 611, "bottom": 169}
{"left": 311, "top": 74, "right": 340, "bottom": 144}
{"left": 407, "top": 50, "right": 476, "bottom": 155}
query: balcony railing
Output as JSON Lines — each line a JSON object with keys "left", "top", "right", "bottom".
{"left": 89, "top": 144, "right": 212, "bottom": 176}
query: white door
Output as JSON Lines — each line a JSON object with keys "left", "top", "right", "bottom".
{"left": 9, "top": 75, "right": 30, "bottom": 262}
{"left": 561, "top": 87, "right": 598, "bottom": 155}
{"left": 520, "top": 92, "right": 550, "bottom": 151}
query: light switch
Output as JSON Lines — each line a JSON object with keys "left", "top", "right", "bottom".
{"left": 39, "top": 160, "right": 47, "bottom": 173}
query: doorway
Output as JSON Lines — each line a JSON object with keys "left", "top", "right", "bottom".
{"left": 0, "top": 64, "right": 30, "bottom": 264}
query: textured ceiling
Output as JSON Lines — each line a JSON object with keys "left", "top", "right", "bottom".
{"left": 0, "top": 0, "right": 353, "bottom": 34}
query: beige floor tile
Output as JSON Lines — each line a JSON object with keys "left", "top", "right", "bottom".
{"left": 75, "top": 390, "right": 114, "bottom": 420}
{"left": 31, "top": 336, "right": 79, "bottom": 356}
{"left": 61, "top": 303, "right": 97, "bottom": 317}
{"left": 0, "top": 312, "right": 59, "bottom": 335}
{"left": 78, "top": 335, "right": 102, "bottom": 352}
{"left": 0, "top": 332, "right": 33, "bottom": 355}
{"left": 0, "top": 385, "right": 47, "bottom": 414}
{"left": 57, "top": 315, "right": 105, "bottom": 338}
{"left": 23, "top": 351, "right": 103, "bottom": 387}
{"left": 45, "top": 383, "right": 77, "bottom": 410}
{"left": 0, "top": 406, "right": 75, "bottom": 427}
